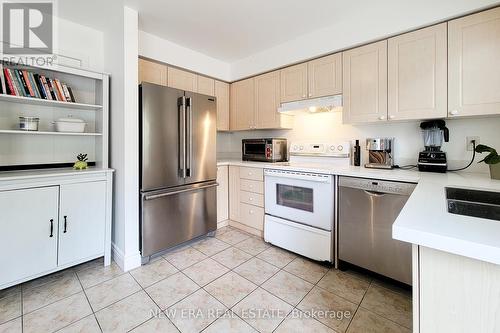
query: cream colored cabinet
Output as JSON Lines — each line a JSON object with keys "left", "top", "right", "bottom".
{"left": 280, "top": 63, "right": 308, "bottom": 103}
{"left": 216, "top": 166, "right": 229, "bottom": 223}
{"left": 308, "top": 53, "right": 342, "bottom": 98}
{"left": 197, "top": 75, "right": 215, "bottom": 96}
{"left": 215, "top": 80, "right": 230, "bottom": 131}
{"left": 230, "top": 78, "right": 255, "bottom": 130}
{"left": 448, "top": 7, "right": 500, "bottom": 118}
{"left": 255, "top": 71, "right": 293, "bottom": 129}
{"left": 228, "top": 166, "right": 241, "bottom": 222}
{"left": 167, "top": 67, "right": 198, "bottom": 92}
{"left": 343, "top": 41, "right": 388, "bottom": 123}
{"left": 388, "top": 24, "right": 447, "bottom": 121}
{"left": 138, "top": 59, "right": 167, "bottom": 86}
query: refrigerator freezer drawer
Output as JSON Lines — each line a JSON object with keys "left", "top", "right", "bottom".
{"left": 264, "top": 215, "right": 332, "bottom": 262}
{"left": 141, "top": 182, "right": 217, "bottom": 257}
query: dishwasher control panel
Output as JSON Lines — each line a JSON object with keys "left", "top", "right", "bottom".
{"left": 338, "top": 177, "right": 416, "bottom": 196}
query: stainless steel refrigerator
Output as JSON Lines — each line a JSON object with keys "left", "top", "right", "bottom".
{"left": 139, "top": 82, "right": 217, "bottom": 258}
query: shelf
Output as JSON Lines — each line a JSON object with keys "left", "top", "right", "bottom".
{"left": 0, "top": 94, "right": 102, "bottom": 110}
{"left": 0, "top": 130, "right": 102, "bottom": 136}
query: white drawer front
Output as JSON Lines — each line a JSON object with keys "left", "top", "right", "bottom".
{"left": 240, "top": 179, "right": 264, "bottom": 194}
{"left": 239, "top": 167, "right": 264, "bottom": 181}
{"left": 239, "top": 202, "right": 264, "bottom": 230}
{"left": 240, "top": 190, "right": 264, "bottom": 207}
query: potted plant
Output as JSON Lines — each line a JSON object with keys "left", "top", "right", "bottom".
{"left": 475, "top": 144, "right": 500, "bottom": 180}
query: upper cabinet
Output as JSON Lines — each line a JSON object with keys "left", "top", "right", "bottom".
{"left": 255, "top": 71, "right": 293, "bottom": 129}
{"left": 343, "top": 41, "right": 388, "bottom": 123}
{"left": 280, "top": 63, "right": 308, "bottom": 103}
{"left": 448, "top": 7, "right": 500, "bottom": 118}
{"left": 308, "top": 53, "right": 342, "bottom": 98}
{"left": 138, "top": 59, "right": 167, "bottom": 86}
{"left": 230, "top": 78, "right": 255, "bottom": 131}
{"left": 215, "top": 80, "right": 230, "bottom": 131}
{"left": 167, "top": 67, "right": 198, "bottom": 92}
{"left": 388, "top": 23, "right": 447, "bottom": 121}
{"left": 197, "top": 76, "right": 215, "bottom": 96}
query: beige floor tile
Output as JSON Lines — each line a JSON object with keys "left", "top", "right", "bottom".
{"left": 371, "top": 278, "right": 412, "bottom": 297}
{"left": 233, "top": 258, "right": 280, "bottom": 285}
{"left": 204, "top": 272, "right": 257, "bottom": 308}
{"left": 0, "top": 292, "right": 21, "bottom": 325}
{"left": 72, "top": 258, "right": 104, "bottom": 273}
{"left": 76, "top": 262, "right": 124, "bottom": 289}
{"left": 347, "top": 308, "right": 410, "bottom": 333}
{"left": 0, "top": 286, "right": 20, "bottom": 300}
{"left": 215, "top": 229, "right": 251, "bottom": 245}
{"left": 145, "top": 272, "right": 199, "bottom": 310}
{"left": 85, "top": 273, "right": 141, "bottom": 311}
{"left": 0, "top": 317, "right": 21, "bottom": 333}
{"left": 164, "top": 247, "right": 207, "bottom": 270}
{"left": 262, "top": 271, "right": 313, "bottom": 306}
{"left": 130, "top": 259, "right": 179, "bottom": 288}
{"left": 203, "top": 312, "right": 257, "bottom": 333}
{"left": 95, "top": 291, "right": 159, "bottom": 333}
{"left": 233, "top": 288, "right": 293, "bottom": 333}
{"left": 167, "top": 289, "right": 226, "bottom": 333}
{"left": 56, "top": 315, "right": 101, "bottom": 333}
{"left": 284, "top": 257, "right": 329, "bottom": 284}
{"left": 129, "top": 317, "right": 179, "bottom": 333}
{"left": 275, "top": 309, "right": 336, "bottom": 333}
{"left": 23, "top": 270, "right": 82, "bottom": 314}
{"left": 317, "top": 270, "right": 370, "bottom": 304}
{"left": 297, "top": 287, "right": 357, "bottom": 333}
{"left": 211, "top": 247, "right": 252, "bottom": 269}
{"left": 23, "top": 292, "right": 92, "bottom": 333}
{"left": 235, "top": 237, "right": 270, "bottom": 256}
{"left": 191, "top": 237, "right": 231, "bottom": 256}
{"left": 182, "top": 258, "right": 229, "bottom": 286}
{"left": 360, "top": 284, "right": 412, "bottom": 329}
{"left": 22, "top": 270, "right": 71, "bottom": 291}
{"left": 214, "top": 226, "right": 234, "bottom": 237}
{"left": 257, "top": 247, "right": 296, "bottom": 268}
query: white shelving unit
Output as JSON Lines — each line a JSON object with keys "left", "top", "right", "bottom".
{"left": 0, "top": 62, "right": 109, "bottom": 169}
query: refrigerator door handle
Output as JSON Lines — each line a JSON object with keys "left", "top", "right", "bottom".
{"left": 144, "top": 182, "right": 219, "bottom": 201}
{"left": 186, "top": 97, "right": 193, "bottom": 177}
{"left": 178, "top": 96, "right": 187, "bottom": 179}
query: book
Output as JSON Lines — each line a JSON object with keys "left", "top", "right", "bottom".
{"left": 62, "top": 84, "right": 72, "bottom": 102}
{"left": 27, "top": 72, "right": 41, "bottom": 98}
{"left": 67, "top": 86, "right": 76, "bottom": 103}
{"left": 45, "top": 77, "right": 57, "bottom": 100}
{"left": 54, "top": 79, "right": 66, "bottom": 101}
{"left": 22, "top": 70, "right": 35, "bottom": 97}
{"left": 49, "top": 78, "right": 62, "bottom": 101}
{"left": 12, "top": 69, "right": 26, "bottom": 96}
{"left": 4, "top": 69, "right": 17, "bottom": 95}
{"left": 34, "top": 73, "right": 47, "bottom": 99}
{"left": 41, "top": 76, "right": 53, "bottom": 100}
{"left": 16, "top": 69, "right": 31, "bottom": 96}
{"left": 0, "top": 64, "right": 6, "bottom": 94}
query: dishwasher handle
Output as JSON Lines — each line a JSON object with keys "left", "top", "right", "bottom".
{"left": 339, "top": 176, "right": 416, "bottom": 196}
{"left": 363, "top": 190, "right": 386, "bottom": 197}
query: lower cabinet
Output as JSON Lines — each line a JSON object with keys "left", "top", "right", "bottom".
{"left": 216, "top": 166, "right": 229, "bottom": 223}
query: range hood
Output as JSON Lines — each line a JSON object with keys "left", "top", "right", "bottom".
{"left": 278, "top": 95, "right": 343, "bottom": 115}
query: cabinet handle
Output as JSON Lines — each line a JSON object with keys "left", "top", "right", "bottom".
{"left": 249, "top": 197, "right": 254, "bottom": 201}
{"left": 63, "top": 216, "right": 68, "bottom": 233}
{"left": 378, "top": 116, "right": 386, "bottom": 120}
{"left": 302, "top": 94, "right": 306, "bottom": 98}
{"left": 389, "top": 115, "right": 395, "bottom": 120}
{"left": 249, "top": 210, "right": 254, "bottom": 214}
{"left": 308, "top": 93, "right": 313, "bottom": 97}
{"left": 49, "top": 219, "right": 54, "bottom": 237}
{"left": 449, "top": 110, "right": 459, "bottom": 116}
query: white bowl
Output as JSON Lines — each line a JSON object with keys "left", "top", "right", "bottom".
{"left": 53, "top": 117, "right": 86, "bottom": 133}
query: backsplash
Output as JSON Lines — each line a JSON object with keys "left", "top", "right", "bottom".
{"left": 217, "top": 112, "right": 500, "bottom": 174}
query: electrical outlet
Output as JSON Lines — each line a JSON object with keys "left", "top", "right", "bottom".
{"left": 466, "top": 136, "right": 480, "bottom": 151}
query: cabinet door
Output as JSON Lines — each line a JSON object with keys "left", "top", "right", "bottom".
{"left": 228, "top": 166, "right": 241, "bottom": 222}
{"left": 197, "top": 75, "right": 215, "bottom": 96}
{"left": 138, "top": 59, "right": 167, "bottom": 86}
{"left": 58, "top": 181, "right": 106, "bottom": 266}
{"left": 280, "top": 63, "right": 308, "bottom": 103}
{"left": 216, "top": 166, "right": 229, "bottom": 223}
{"left": 308, "top": 53, "right": 342, "bottom": 98}
{"left": 448, "top": 7, "right": 500, "bottom": 117}
{"left": 167, "top": 67, "right": 198, "bottom": 92}
{"left": 388, "top": 24, "right": 447, "bottom": 121}
{"left": 230, "top": 78, "right": 255, "bottom": 130}
{"left": 255, "top": 71, "right": 282, "bottom": 129}
{"left": 215, "top": 80, "right": 230, "bottom": 131}
{"left": 0, "top": 186, "right": 59, "bottom": 286}
{"left": 343, "top": 41, "right": 388, "bottom": 123}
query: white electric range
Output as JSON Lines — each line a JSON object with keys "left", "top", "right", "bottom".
{"left": 264, "top": 141, "right": 351, "bottom": 263}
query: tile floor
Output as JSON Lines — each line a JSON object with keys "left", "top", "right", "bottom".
{"left": 0, "top": 226, "right": 412, "bottom": 333}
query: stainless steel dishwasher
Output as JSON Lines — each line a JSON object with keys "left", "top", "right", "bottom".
{"left": 338, "top": 176, "right": 416, "bottom": 285}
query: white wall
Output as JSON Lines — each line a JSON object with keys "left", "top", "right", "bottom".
{"left": 139, "top": 31, "right": 231, "bottom": 81}
{"left": 217, "top": 114, "right": 500, "bottom": 174}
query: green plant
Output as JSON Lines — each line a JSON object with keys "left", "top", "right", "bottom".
{"left": 475, "top": 144, "right": 500, "bottom": 165}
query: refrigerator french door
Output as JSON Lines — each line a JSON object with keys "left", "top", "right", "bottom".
{"left": 140, "top": 83, "right": 217, "bottom": 257}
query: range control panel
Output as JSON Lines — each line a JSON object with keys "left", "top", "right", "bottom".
{"left": 290, "top": 142, "right": 351, "bottom": 157}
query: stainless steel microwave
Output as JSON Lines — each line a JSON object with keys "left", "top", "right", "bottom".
{"left": 242, "top": 138, "right": 288, "bottom": 162}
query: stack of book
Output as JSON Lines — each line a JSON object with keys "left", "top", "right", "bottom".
{"left": 0, "top": 64, "right": 76, "bottom": 103}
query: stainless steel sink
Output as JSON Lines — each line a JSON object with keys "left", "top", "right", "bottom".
{"left": 446, "top": 187, "right": 500, "bottom": 221}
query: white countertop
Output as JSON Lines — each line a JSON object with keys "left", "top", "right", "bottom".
{"left": 0, "top": 167, "right": 114, "bottom": 181}
{"left": 218, "top": 159, "right": 500, "bottom": 265}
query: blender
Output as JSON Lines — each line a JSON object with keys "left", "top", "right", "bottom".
{"left": 418, "top": 120, "right": 449, "bottom": 172}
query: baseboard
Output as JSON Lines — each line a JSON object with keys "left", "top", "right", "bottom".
{"left": 217, "top": 220, "right": 229, "bottom": 228}
{"left": 228, "top": 220, "right": 263, "bottom": 238}
{"left": 112, "top": 242, "right": 142, "bottom": 272}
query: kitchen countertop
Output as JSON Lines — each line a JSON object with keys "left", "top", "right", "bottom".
{"left": 0, "top": 167, "right": 114, "bottom": 181}
{"left": 218, "top": 159, "right": 500, "bottom": 265}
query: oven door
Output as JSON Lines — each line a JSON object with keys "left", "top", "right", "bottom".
{"left": 264, "top": 169, "right": 334, "bottom": 230}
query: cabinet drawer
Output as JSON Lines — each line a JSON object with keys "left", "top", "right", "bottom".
{"left": 239, "top": 202, "right": 264, "bottom": 231}
{"left": 240, "top": 179, "right": 264, "bottom": 194}
{"left": 240, "top": 190, "right": 264, "bottom": 207}
{"left": 239, "top": 167, "right": 263, "bottom": 181}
